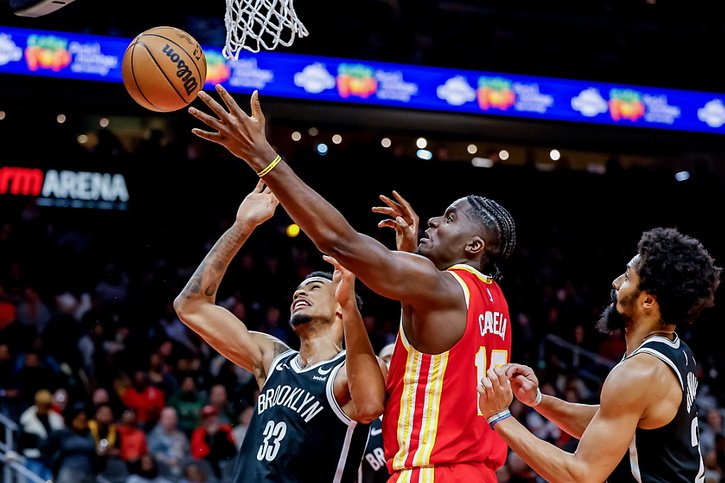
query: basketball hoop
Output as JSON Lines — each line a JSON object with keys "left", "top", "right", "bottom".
{"left": 223, "top": 0, "right": 308, "bottom": 58}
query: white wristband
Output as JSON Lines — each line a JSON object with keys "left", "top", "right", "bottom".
{"left": 531, "top": 387, "right": 542, "bottom": 407}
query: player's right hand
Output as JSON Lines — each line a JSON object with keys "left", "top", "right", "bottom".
{"left": 237, "top": 179, "right": 279, "bottom": 226}
{"left": 502, "top": 363, "right": 540, "bottom": 407}
{"left": 372, "top": 190, "right": 420, "bottom": 253}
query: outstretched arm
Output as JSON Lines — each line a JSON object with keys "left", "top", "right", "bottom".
{"left": 504, "top": 363, "right": 598, "bottom": 438}
{"left": 173, "top": 180, "right": 289, "bottom": 388}
{"left": 326, "top": 255, "right": 386, "bottom": 423}
{"left": 188, "top": 87, "right": 458, "bottom": 311}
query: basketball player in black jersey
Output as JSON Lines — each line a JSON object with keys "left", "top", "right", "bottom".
{"left": 477, "top": 227, "right": 721, "bottom": 482}
{"left": 174, "top": 180, "right": 387, "bottom": 482}
{"left": 359, "top": 343, "right": 394, "bottom": 483}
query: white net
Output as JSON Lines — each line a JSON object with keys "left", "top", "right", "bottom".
{"left": 223, "top": 0, "right": 308, "bottom": 58}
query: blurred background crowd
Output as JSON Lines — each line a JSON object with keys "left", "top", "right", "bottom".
{"left": 0, "top": 122, "right": 724, "bottom": 482}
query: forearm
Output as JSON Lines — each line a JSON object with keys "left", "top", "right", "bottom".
{"left": 175, "top": 218, "right": 257, "bottom": 307}
{"left": 255, "top": 158, "right": 359, "bottom": 257}
{"left": 534, "top": 394, "right": 599, "bottom": 439}
{"left": 494, "top": 417, "right": 585, "bottom": 483}
{"left": 343, "top": 303, "right": 386, "bottom": 421}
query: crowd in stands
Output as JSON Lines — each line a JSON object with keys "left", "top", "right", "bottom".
{"left": 1, "top": 124, "right": 725, "bottom": 482}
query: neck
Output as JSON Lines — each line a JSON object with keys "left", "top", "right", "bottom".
{"left": 297, "top": 332, "right": 342, "bottom": 368}
{"left": 625, "top": 325, "right": 675, "bottom": 356}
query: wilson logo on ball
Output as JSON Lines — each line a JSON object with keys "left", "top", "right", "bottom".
{"left": 161, "top": 44, "right": 199, "bottom": 95}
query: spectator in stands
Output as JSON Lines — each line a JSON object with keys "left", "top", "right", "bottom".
{"left": 231, "top": 404, "right": 254, "bottom": 450}
{"left": 207, "top": 383, "right": 236, "bottom": 425}
{"left": 15, "top": 286, "right": 51, "bottom": 342}
{"left": 190, "top": 404, "right": 236, "bottom": 480}
{"left": 18, "top": 389, "right": 65, "bottom": 480}
{"left": 88, "top": 403, "right": 121, "bottom": 471}
{"left": 0, "top": 343, "right": 20, "bottom": 417}
{"left": 119, "top": 370, "right": 166, "bottom": 431}
{"left": 179, "top": 461, "right": 211, "bottom": 483}
{"left": 125, "top": 453, "right": 174, "bottom": 483}
{"left": 16, "top": 350, "right": 60, "bottom": 408}
{"left": 168, "top": 374, "right": 205, "bottom": 437}
{"left": 117, "top": 408, "right": 149, "bottom": 468}
{"left": 42, "top": 402, "right": 99, "bottom": 483}
{"left": 147, "top": 406, "right": 190, "bottom": 479}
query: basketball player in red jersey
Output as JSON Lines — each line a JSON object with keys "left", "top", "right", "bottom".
{"left": 188, "top": 86, "right": 518, "bottom": 482}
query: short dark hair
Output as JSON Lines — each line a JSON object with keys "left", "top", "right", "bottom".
{"left": 466, "top": 195, "right": 517, "bottom": 281}
{"left": 303, "top": 271, "right": 364, "bottom": 310}
{"left": 636, "top": 227, "right": 721, "bottom": 325}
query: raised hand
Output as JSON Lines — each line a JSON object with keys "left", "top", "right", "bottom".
{"left": 323, "top": 255, "right": 357, "bottom": 309}
{"left": 371, "top": 190, "right": 420, "bottom": 253}
{"left": 189, "top": 86, "right": 278, "bottom": 170}
{"left": 236, "top": 179, "right": 279, "bottom": 226}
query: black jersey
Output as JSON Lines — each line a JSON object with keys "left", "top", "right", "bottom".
{"left": 608, "top": 334, "right": 705, "bottom": 483}
{"left": 358, "top": 416, "right": 390, "bottom": 483}
{"left": 233, "top": 349, "right": 371, "bottom": 483}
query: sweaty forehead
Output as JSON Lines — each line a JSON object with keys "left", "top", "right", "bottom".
{"left": 297, "top": 276, "right": 332, "bottom": 289}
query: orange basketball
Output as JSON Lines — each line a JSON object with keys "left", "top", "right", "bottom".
{"left": 121, "top": 26, "right": 207, "bottom": 112}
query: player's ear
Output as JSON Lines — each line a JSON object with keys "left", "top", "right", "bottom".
{"left": 466, "top": 236, "right": 484, "bottom": 256}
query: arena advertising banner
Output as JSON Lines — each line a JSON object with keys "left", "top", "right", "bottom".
{"left": 0, "top": 165, "right": 129, "bottom": 210}
{"left": 1, "top": 25, "right": 725, "bottom": 134}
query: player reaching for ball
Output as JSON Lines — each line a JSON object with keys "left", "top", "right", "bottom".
{"left": 174, "top": 180, "right": 387, "bottom": 482}
{"left": 188, "top": 85, "right": 518, "bottom": 482}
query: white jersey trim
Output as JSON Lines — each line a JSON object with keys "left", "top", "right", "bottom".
{"left": 325, "top": 358, "right": 358, "bottom": 483}
{"left": 628, "top": 431, "right": 643, "bottom": 483}
{"left": 630, "top": 335, "right": 684, "bottom": 390}
{"left": 263, "top": 349, "right": 297, "bottom": 388}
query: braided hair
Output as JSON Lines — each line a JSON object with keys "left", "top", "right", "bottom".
{"left": 636, "top": 227, "right": 721, "bottom": 326}
{"left": 466, "top": 195, "right": 517, "bottom": 281}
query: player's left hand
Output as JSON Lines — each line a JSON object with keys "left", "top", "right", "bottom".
{"left": 477, "top": 366, "right": 514, "bottom": 418}
{"left": 323, "top": 255, "right": 357, "bottom": 309}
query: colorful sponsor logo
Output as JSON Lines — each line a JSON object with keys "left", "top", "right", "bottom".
{"left": 337, "top": 63, "right": 377, "bottom": 98}
{"left": 477, "top": 77, "right": 516, "bottom": 111}
{"left": 204, "top": 50, "right": 231, "bottom": 85}
{"left": 608, "top": 88, "right": 645, "bottom": 122}
{"left": 25, "top": 34, "right": 71, "bottom": 72}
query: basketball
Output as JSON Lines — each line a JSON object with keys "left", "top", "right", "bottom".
{"left": 121, "top": 26, "right": 207, "bottom": 112}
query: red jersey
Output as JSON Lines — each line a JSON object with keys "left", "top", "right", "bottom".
{"left": 383, "top": 264, "right": 512, "bottom": 479}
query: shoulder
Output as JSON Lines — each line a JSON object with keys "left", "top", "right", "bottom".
{"left": 601, "top": 354, "right": 672, "bottom": 409}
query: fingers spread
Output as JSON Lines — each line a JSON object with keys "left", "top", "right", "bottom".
{"left": 198, "top": 90, "right": 232, "bottom": 121}
{"left": 189, "top": 103, "right": 226, "bottom": 132}
{"left": 190, "top": 128, "right": 221, "bottom": 142}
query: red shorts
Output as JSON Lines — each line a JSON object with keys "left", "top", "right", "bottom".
{"left": 387, "top": 462, "right": 498, "bottom": 483}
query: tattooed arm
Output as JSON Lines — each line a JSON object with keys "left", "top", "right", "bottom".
{"left": 173, "top": 180, "right": 289, "bottom": 389}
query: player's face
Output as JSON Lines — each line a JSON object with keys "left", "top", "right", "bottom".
{"left": 596, "top": 256, "right": 641, "bottom": 333}
{"left": 418, "top": 198, "right": 479, "bottom": 268}
{"left": 289, "top": 277, "right": 337, "bottom": 327}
